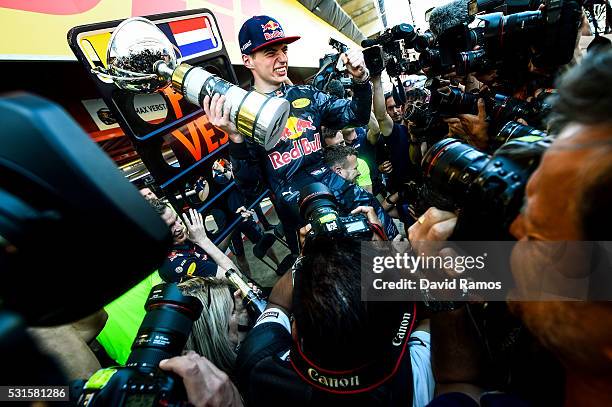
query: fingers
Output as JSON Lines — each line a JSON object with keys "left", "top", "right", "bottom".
{"left": 408, "top": 207, "right": 457, "bottom": 244}
{"left": 182, "top": 212, "right": 193, "bottom": 229}
{"left": 350, "top": 205, "right": 382, "bottom": 227}
{"left": 345, "top": 48, "right": 365, "bottom": 68}
{"left": 298, "top": 223, "right": 313, "bottom": 248}
{"left": 202, "top": 95, "right": 211, "bottom": 118}
{"left": 516, "top": 118, "right": 528, "bottom": 126}
{"left": 476, "top": 98, "right": 486, "bottom": 119}
{"left": 222, "top": 97, "right": 231, "bottom": 121}
{"left": 443, "top": 118, "right": 461, "bottom": 124}
{"left": 214, "top": 94, "right": 224, "bottom": 121}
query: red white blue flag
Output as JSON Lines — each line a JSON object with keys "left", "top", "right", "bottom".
{"left": 159, "top": 16, "right": 219, "bottom": 59}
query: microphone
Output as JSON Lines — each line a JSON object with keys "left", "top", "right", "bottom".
{"left": 428, "top": 0, "right": 474, "bottom": 36}
{"left": 361, "top": 38, "right": 379, "bottom": 48}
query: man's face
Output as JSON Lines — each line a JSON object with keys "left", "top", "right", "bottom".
{"left": 324, "top": 130, "right": 345, "bottom": 147}
{"left": 342, "top": 128, "right": 358, "bottom": 146}
{"left": 243, "top": 43, "right": 289, "bottom": 87}
{"left": 335, "top": 154, "right": 360, "bottom": 184}
{"left": 386, "top": 97, "right": 403, "bottom": 123}
{"left": 509, "top": 123, "right": 612, "bottom": 372}
{"left": 139, "top": 187, "right": 157, "bottom": 201}
{"left": 161, "top": 206, "right": 188, "bottom": 244}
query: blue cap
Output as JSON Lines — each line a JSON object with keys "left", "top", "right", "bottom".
{"left": 239, "top": 15, "right": 300, "bottom": 55}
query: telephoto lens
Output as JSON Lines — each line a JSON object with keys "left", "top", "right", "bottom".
{"left": 455, "top": 48, "right": 488, "bottom": 75}
{"left": 421, "top": 136, "right": 548, "bottom": 239}
{"left": 430, "top": 87, "right": 480, "bottom": 116}
{"left": 298, "top": 183, "right": 372, "bottom": 240}
{"left": 127, "top": 283, "right": 203, "bottom": 369}
{"left": 414, "top": 31, "right": 436, "bottom": 52}
{"left": 76, "top": 283, "right": 203, "bottom": 406}
{"left": 495, "top": 121, "right": 547, "bottom": 146}
{"left": 298, "top": 182, "right": 340, "bottom": 232}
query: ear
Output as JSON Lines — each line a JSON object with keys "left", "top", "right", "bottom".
{"left": 242, "top": 54, "right": 254, "bottom": 70}
{"left": 333, "top": 166, "right": 342, "bottom": 175}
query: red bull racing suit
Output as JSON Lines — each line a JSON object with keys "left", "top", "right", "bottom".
{"left": 228, "top": 81, "right": 399, "bottom": 252}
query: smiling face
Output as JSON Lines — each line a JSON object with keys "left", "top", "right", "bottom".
{"left": 243, "top": 43, "right": 289, "bottom": 91}
{"left": 161, "top": 205, "right": 188, "bottom": 244}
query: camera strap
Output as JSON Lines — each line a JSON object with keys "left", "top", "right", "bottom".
{"left": 289, "top": 302, "right": 416, "bottom": 395}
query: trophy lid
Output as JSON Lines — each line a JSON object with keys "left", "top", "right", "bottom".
{"left": 106, "top": 17, "right": 178, "bottom": 93}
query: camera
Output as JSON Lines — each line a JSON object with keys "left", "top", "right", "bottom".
{"left": 298, "top": 183, "right": 373, "bottom": 240}
{"left": 362, "top": 24, "right": 423, "bottom": 77}
{"left": 420, "top": 0, "right": 581, "bottom": 76}
{"left": 313, "top": 38, "right": 352, "bottom": 93}
{"left": 75, "top": 283, "right": 203, "bottom": 406}
{"left": 406, "top": 133, "right": 550, "bottom": 239}
{"left": 429, "top": 86, "right": 551, "bottom": 133}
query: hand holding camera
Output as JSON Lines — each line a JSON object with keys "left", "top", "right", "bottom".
{"left": 159, "top": 351, "right": 244, "bottom": 407}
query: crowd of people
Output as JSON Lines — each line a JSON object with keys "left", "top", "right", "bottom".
{"left": 28, "top": 4, "right": 612, "bottom": 406}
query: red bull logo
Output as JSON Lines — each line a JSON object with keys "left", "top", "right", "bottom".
{"left": 261, "top": 20, "right": 281, "bottom": 31}
{"left": 280, "top": 117, "right": 316, "bottom": 141}
{"left": 268, "top": 134, "right": 322, "bottom": 170}
{"left": 261, "top": 20, "right": 284, "bottom": 40}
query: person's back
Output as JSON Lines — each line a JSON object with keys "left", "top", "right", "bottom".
{"left": 235, "top": 236, "right": 433, "bottom": 406}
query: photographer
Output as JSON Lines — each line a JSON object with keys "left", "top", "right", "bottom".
{"left": 322, "top": 128, "right": 373, "bottom": 192}
{"left": 204, "top": 15, "right": 399, "bottom": 254}
{"left": 234, "top": 206, "right": 434, "bottom": 406}
{"left": 409, "top": 49, "right": 612, "bottom": 406}
{"left": 372, "top": 74, "right": 421, "bottom": 194}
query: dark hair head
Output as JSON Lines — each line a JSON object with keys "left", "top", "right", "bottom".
{"left": 149, "top": 198, "right": 168, "bottom": 216}
{"left": 321, "top": 126, "right": 339, "bottom": 141}
{"left": 293, "top": 236, "right": 406, "bottom": 367}
{"left": 326, "top": 79, "right": 345, "bottom": 99}
{"left": 384, "top": 92, "right": 393, "bottom": 101}
{"left": 548, "top": 49, "right": 612, "bottom": 132}
{"left": 323, "top": 144, "right": 357, "bottom": 168}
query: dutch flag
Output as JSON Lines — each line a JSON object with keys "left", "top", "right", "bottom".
{"left": 163, "top": 17, "right": 218, "bottom": 59}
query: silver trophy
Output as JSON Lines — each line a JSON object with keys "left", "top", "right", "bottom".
{"left": 92, "top": 17, "right": 289, "bottom": 150}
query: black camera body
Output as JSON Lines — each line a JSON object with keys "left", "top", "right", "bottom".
{"left": 429, "top": 86, "right": 551, "bottom": 134}
{"left": 76, "top": 284, "right": 203, "bottom": 407}
{"left": 420, "top": 0, "right": 581, "bottom": 76}
{"left": 313, "top": 38, "right": 352, "bottom": 93}
{"left": 362, "top": 24, "right": 423, "bottom": 77}
{"left": 406, "top": 132, "right": 550, "bottom": 239}
{"left": 298, "top": 183, "right": 373, "bottom": 240}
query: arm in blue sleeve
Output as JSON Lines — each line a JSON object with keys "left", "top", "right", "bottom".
{"left": 317, "top": 81, "right": 372, "bottom": 129}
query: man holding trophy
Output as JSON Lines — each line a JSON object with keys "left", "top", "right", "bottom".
{"left": 204, "top": 15, "right": 399, "bottom": 254}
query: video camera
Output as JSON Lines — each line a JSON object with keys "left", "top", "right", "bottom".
{"left": 419, "top": 0, "right": 582, "bottom": 76}
{"left": 312, "top": 38, "right": 353, "bottom": 94}
{"left": 362, "top": 24, "right": 423, "bottom": 77}
{"left": 298, "top": 183, "right": 373, "bottom": 240}
{"left": 75, "top": 284, "right": 203, "bottom": 406}
{"left": 404, "top": 123, "right": 550, "bottom": 239}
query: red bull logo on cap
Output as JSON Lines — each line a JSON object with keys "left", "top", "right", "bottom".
{"left": 261, "top": 20, "right": 281, "bottom": 31}
{"left": 261, "top": 20, "right": 284, "bottom": 40}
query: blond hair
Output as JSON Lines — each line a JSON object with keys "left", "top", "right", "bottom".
{"left": 178, "top": 278, "right": 236, "bottom": 373}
